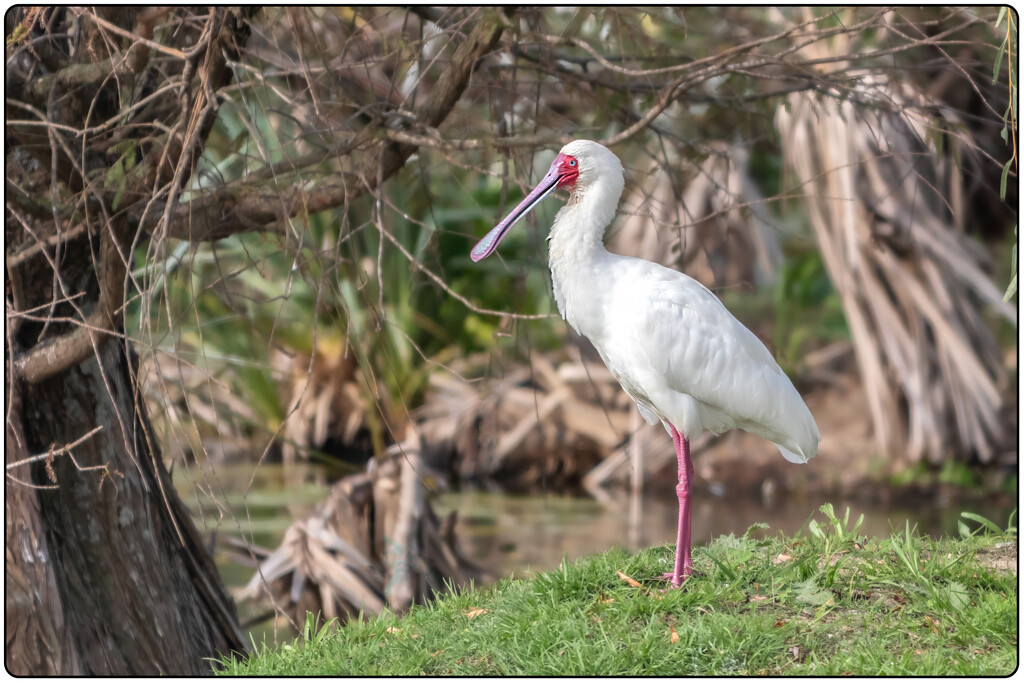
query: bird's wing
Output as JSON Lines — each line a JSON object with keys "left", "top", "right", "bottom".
{"left": 613, "top": 263, "right": 818, "bottom": 461}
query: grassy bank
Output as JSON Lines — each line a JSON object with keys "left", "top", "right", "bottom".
{"left": 219, "top": 506, "right": 1017, "bottom": 676}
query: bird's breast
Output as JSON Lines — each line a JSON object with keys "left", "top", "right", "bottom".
{"left": 549, "top": 263, "right": 609, "bottom": 339}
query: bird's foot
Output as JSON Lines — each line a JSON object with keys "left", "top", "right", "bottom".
{"left": 659, "top": 571, "right": 684, "bottom": 588}
{"left": 659, "top": 565, "right": 699, "bottom": 588}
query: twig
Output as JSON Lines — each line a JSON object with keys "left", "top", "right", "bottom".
{"left": 87, "top": 11, "right": 188, "bottom": 60}
{"left": 384, "top": 128, "right": 572, "bottom": 151}
{"left": 4, "top": 471, "right": 60, "bottom": 490}
{"left": 374, "top": 214, "right": 555, "bottom": 321}
{"left": 6, "top": 426, "right": 104, "bottom": 470}
{"left": 5, "top": 219, "right": 90, "bottom": 268}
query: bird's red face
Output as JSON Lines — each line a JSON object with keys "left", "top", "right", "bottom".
{"left": 553, "top": 153, "right": 580, "bottom": 189}
{"left": 470, "top": 151, "right": 582, "bottom": 262}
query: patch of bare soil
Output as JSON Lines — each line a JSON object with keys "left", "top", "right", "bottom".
{"left": 976, "top": 543, "right": 1017, "bottom": 575}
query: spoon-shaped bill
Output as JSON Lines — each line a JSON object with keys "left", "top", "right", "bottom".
{"left": 470, "top": 163, "right": 562, "bottom": 262}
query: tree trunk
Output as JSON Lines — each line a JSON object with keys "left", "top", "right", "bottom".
{"left": 5, "top": 388, "right": 81, "bottom": 675}
{"left": 6, "top": 334, "right": 247, "bottom": 675}
{"left": 5, "top": 7, "right": 252, "bottom": 674}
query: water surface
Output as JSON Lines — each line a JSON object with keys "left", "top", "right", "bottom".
{"left": 176, "top": 462, "right": 1013, "bottom": 584}
{"left": 434, "top": 488, "right": 1014, "bottom": 575}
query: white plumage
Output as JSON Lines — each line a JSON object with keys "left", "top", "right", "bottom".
{"left": 472, "top": 139, "right": 820, "bottom": 586}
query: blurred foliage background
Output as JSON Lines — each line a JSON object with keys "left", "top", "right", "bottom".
{"left": 125, "top": 7, "right": 1015, "bottom": 487}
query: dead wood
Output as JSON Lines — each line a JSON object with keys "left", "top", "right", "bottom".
{"left": 414, "top": 350, "right": 637, "bottom": 490}
{"left": 238, "top": 437, "right": 491, "bottom": 628}
{"left": 774, "top": 18, "right": 1015, "bottom": 464}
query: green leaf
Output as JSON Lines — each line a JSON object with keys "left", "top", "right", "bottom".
{"left": 1010, "top": 227, "right": 1017, "bottom": 274}
{"left": 109, "top": 140, "right": 137, "bottom": 159}
{"left": 112, "top": 184, "right": 126, "bottom": 211}
{"left": 958, "top": 520, "right": 972, "bottom": 538}
{"left": 795, "top": 579, "right": 832, "bottom": 606}
{"left": 851, "top": 512, "right": 864, "bottom": 537}
{"left": 743, "top": 522, "right": 770, "bottom": 539}
{"left": 1000, "top": 158, "right": 1012, "bottom": 200}
{"left": 993, "top": 37, "right": 1006, "bottom": 83}
{"left": 996, "top": 6, "right": 1007, "bottom": 28}
{"left": 706, "top": 552, "right": 737, "bottom": 581}
{"left": 819, "top": 503, "right": 837, "bottom": 523}
{"left": 946, "top": 581, "right": 970, "bottom": 611}
{"left": 104, "top": 159, "right": 125, "bottom": 189}
{"left": 960, "top": 511, "right": 1003, "bottom": 536}
{"left": 6, "top": 23, "right": 28, "bottom": 46}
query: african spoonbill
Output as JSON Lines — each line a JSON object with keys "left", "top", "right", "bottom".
{"left": 471, "top": 140, "right": 820, "bottom": 587}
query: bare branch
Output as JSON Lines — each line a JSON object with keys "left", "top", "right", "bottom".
{"left": 142, "top": 10, "right": 505, "bottom": 242}
{"left": 87, "top": 11, "right": 188, "bottom": 60}
{"left": 384, "top": 128, "right": 572, "bottom": 151}
{"left": 6, "top": 427, "right": 104, "bottom": 471}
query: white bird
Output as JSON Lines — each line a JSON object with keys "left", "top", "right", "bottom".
{"left": 471, "top": 139, "right": 820, "bottom": 587}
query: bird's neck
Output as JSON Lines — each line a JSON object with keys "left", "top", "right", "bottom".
{"left": 546, "top": 174, "right": 623, "bottom": 335}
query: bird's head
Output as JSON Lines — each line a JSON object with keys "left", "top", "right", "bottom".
{"left": 555, "top": 139, "right": 623, "bottom": 196}
{"left": 470, "top": 139, "right": 622, "bottom": 262}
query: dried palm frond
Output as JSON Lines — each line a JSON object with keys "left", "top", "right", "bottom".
{"left": 775, "top": 64, "right": 1015, "bottom": 464}
{"left": 141, "top": 332, "right": 377, "bottom": 468}
{"left": 138, "top": 349, "right": 258, "bottom": 463}
{"left": 611, "top": 142, "right": 782, "bottom": 290}
{"left": 420, "top": 345, "right": 832, "bottom": 495}
{"left": 582, "top": 422, "right": 714, "bottom": 498}
{"left": 274, "top": 336, "right": 370, "bottom": 465}
{"left": 238, "top": 434, "right": 490, "bottom": 627}
{"left": 414, "top": 350, "right": 636, "bottom": 490}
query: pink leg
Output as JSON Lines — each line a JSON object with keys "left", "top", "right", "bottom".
{"left": 661, "top": 424, "right": 693, "bottom": 587}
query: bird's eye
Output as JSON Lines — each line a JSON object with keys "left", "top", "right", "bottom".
{"left": 568, "top": 159, "right": 577, "bottom": 167}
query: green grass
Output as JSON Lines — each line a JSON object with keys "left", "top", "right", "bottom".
{"left": 218, "top": 506, "right": 1017, "bottom": 676}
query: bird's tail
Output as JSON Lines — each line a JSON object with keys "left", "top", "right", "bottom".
{"left": 773, "top": 412, "right": 820, "bottom": 464}
{"left": 775, "top": 442, "right": 813, "bottom": 464}
{"left": 767, "top": 377, "right": 821, "bottom": 464}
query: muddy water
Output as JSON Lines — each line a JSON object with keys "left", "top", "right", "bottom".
{"left": 175, "top": 463, "right": 1014, "bottom": 593}
{"left": 434, "top": 489, "right": 1015, "bottom": 576}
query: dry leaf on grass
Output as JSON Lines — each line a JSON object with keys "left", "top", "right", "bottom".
{"left": 464, "top": 607, "right": 488, "bottom": 619}
{"left": 669, "top": 626, "right": 680, "bottom": 644}
{"left": 616, "top": 570, "right": 663, "bottom": 600}
{"left": 616, "top": 570, "right": 642, "bottom": 588}
{"left": 772, "top": 553, "right": 794, "bottom": 565}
